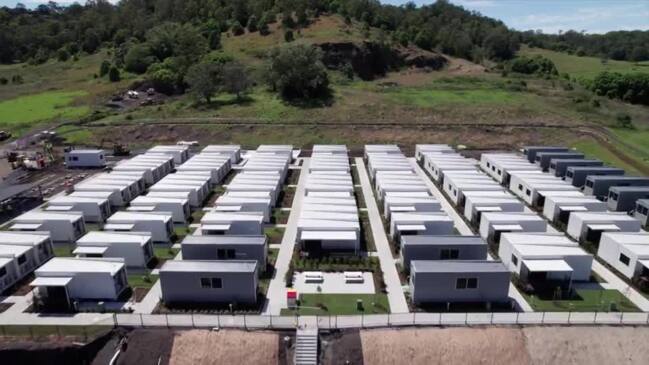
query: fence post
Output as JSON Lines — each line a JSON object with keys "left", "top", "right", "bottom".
{"left": 244, "top": 314, "right": 247, "bottom": 331}
{"left": 113, "top": 313, "right": 117, "bottom": 328}
{"left": 387, "top": 313, "right": 391, "bottom": 327}
{"left": 541, "top": 312, "right": 546, "bottom": 324}
{"left": 464, "top": 312, "right": 468, "bottom": 325}
{"left": 191, "top": 313, "right": 195, "bottom": 328}
{"left": 217, "top": 314, "right": 221, "bottom": 328}
{"left": 413, "top": 312, "right": 416, "bottom": 326}
{"left": 269, "top": 314, "right": 273, "bottom": 329}
{"left": 490, "top": 312, "right": 494, "bottom": 325}
{"left": 165, "top": 314, "right": 169, "bottom": 328}
{"left": 139, "top": 313, "right": 144, "bottom": 328}
{"left": 361, "top": 313, "right": 364, "bottom": 329}
{"left": 516, "top": 311, "right": 520, "bottom": 325}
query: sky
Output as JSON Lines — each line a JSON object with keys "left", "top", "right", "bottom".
{"left": 1, "top": 0, "right": 648, "bottom": 34}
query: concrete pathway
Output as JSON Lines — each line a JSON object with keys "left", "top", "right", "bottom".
{"left": 410, "top": 159, "right": 534, "bottom": 312}
{"left": 355, "top": 158, "right": 410, "bottom": 313}
{"left": 263, "top": 159, "right": 309, "bottom": 315}
{"left": 132, "top": 281, "right": 162, "bottom": 314}
{"left": 591, "top": 261, "right": 649, "bottom": 311}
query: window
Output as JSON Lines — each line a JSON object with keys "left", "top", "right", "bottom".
{"left": 211, "top": 278, "right": 222, "bottom": 288}
{"left": 487, "top": 162, "right": 491, "bottom": 168}
{"left": 71, "top": 156, "right": 79, "bottom": 161}
{"left": 456, "top": 278, "right": 467, "bottom": 289}
{"left": 200, "top": 278, "right": 211, "bottom": 288}
{"left": 497, "top": 169, "right": 502, "bottom": 176}
{"left": 566, "top": 171, "right": 573, "bottom": 178}
{"left": 518, "top": 184, "right": 523, "bottom": 191}
{"left": 17, "top": 255, "right": 26, "bottom": 265}
{"left": 456, "top": 277, "right": 478, "bottom": 289}
{"left": 586, "top": 180, "right": 593, "bottom": 187}
{"left": 441, "top": 249, "right": 459, "bottom": 260}
{"left": 526, "top": 189, "right": 531, "bottom": 196}
{"left": 610, "top": 192, "right": 619, "bottom": 200}
{"left": 619, "top": 253, "right": 631, "bottom": 266}
{"left": 200, "top": 277, "right": 223, "bottom": 289}
{"left": 227, "top": 249, "right": 236, "bottom": 259}
{"left": 492, "top": 166, "right": 496, "bottom": 172}
{"left": 99, "top": 154, "right": 104, "bottom": 160}
{"left": 217, "top": 249, "right": 226, "bottom": 259}
{"left": 511, "top": 254, "right": 519, "bottom": 266}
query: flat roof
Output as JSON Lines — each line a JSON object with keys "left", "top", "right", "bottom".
{"left": 30, "top": 277, "right": 73, "bottom": 286}
{"left": 402, "top": 235, "right": 485, "bottom": 246}
{"left": 587, "top": 223, "right": 621, "bottom": 231}
{"left": 0, "top": 231, "right": 50, "bottom": 245}
{"left": 523, "top": 259, "right": 573, "bottom": 272}
{"left": 36, "top": 257, "right": 124, "bottom": 275}
{"left": 182, "top": 235, "right": 266, "bottom": 245}
{"left": 301, "top": 231, "right": 357, "bottom": 240}
{"left": 411, "top": 260, "right": 507, "bottom": 273}
{"left": 73, "top": 246, "right": 109, "bottom": 255}
{"left": 77, "top": 231, "right": 151, "bottom": 244}
{"left": 160, "top": 259, "right": 257, "bottom": 273}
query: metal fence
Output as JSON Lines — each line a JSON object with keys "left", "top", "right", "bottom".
{"left": 110, "top": 311, "right": 649, "bottom": 330}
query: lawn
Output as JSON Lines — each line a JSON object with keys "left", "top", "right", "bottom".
{"left": 0, "top": 90, "right": 90, "bottom": 134}
{"left": 56, "top": 125, "right": 94, "bottom": 145}
{"left": 52, "top": 243, "right": 74, "bottom": 257}
{"left": 571, "top": 139, "right": 644, "bottom": 176}
{"left": 153, "top": 246, "right": 179, "bottom": 260}
{"left": 608, "top": 128, "right": 649, "bottom": 163}
{"left": 280, "top": 293, "right": 390, "bottom": 315}
{"left": 523, "top": 289, "right": 639, "bottom": 312}
{"left": 383, "top": 87, "right": 521, "bottom": 108}
{"left": 264, "top": 227, "right": 285, "bottom": 244}
{"left": 127, "top": 273, "right": 158, "bottom": 290}
{"left": 520, "top": 46, "right": 649, "bottom": 80}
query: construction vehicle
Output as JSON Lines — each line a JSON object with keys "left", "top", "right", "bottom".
{"left": 100, "top": 138, "right": 130, "bottom": 156}
{"left": 0, "top": 131, "right": 11, "bottom": 141}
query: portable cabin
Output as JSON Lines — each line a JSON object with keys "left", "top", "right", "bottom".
{"left": 442, "top": 172, "right": 502, "bottom": 207}
{"left": 45, "top": 195, "right": 111, "bottom": 223}
{"left": 566, "top": 212, "right": 642, "bottom": 245}
{"left": 110, "top": 164, "right": 158, "bottom": 186}
{"left": 480, "top": 153, "right": 538, "bottom": 185}
{"left": 214, "top": 195, "right": 272, "bottom": 222}
{"left": 147, "top": 183, "right": 203, "bottom": 207}
{"left": 147, "top": 145, "right": 190, "bottom": 164}
{"left": 158, "top": 175, "right": 210, "bottom": 198}
{"left": 105, "top": 171, "right": 147, "bottom": 192}
{"left": 566, "top": 165, "right": 623, "bottom": 187}
{"left": 508, "top": 171, "right": 579, "bottom": 207}
{"left": 463, "top": 195, "right": 525, "bottom": 226}
{"left": 128, "top": 196, "right": 189, "bottom": 223}
{"left": 297, "top": 218, "right": 360, "bottom": 253}
{"left": 10, "top": 211, "right": 85, "bottom": 242}
{"left": 383, "top": 195, "right": 441, "bottom": 221}
{"left": 200, "top": 212, "right": 264, "bottom": 236}
{"left": 0, "top": 231, "right": 53, "bottom": 266}
{"left": 87, "top": 174, "right": 143, "bottom": 197}
{"left": 202, "top": 145, "right": 242, "bottom": 164}
{"left": 542, "top": 195, "right": 607, "bottom": 225}
{"left": 479, "top": 212, "right": 547, "bottom": 244}
{"left": 415, "top": 144, "right": 454, "bottom": 162}
{"left": 499, "top": 233, "right": 592, "bottom": 284}
{"left": 364, "top": 145, "right": 401, "bottom": 160}
{"left": 0, "top": 244, "right": 39, "bottom": 293}
{"left": 105, "top": 211, "right": 173, "bottom": 243}
{"left": 409, "top": 260, "right": 510, "bottom": 305}
{"left": 74, "top": 231, "right": 153, "bottom": 268}
{"left": 64, "top": 149, "right": 106, "bottom": 168}
{"left": 535, "top": 152, "right": 584, "bottom": 171}
{"left": 400, "top": 235, "right": 488, "bottom": 271}
{"left": 422, "top": 154, "right": 477, "bottom": 183}
{"left": 607, "top": 187, "right": 649, "bottom": 212}
{"left": 634, "top": 199, "right": 649, "bottom": 228}
{"left": 31, "top": 257, "right": 128, "bottom": 310}
{"left": 584, "top": 176, "right": 649, "bottom": 198}
{"left": 181, "top": 235, "right": 267, "bottom": 270}
{"left": 389, "top": 212, "right": 454, "bottom": 241}
{"left": 597, "top": 232, "right": 649, "bottom": 281}
{"left": 522, "top": 146, "right": 569, "bottom": 163}
{"left": 176, "top": 159, "right": 231, "bottom": 185}
{"left": 159, "top": 260, "right": 258, "bottom": 305}
{"left": 550, "top": 159, "right": 602, "bottom": 178}
{"left": 73, "top": 183, "right": 131, "bottom": 206}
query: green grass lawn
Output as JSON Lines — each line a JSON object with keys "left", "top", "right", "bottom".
{"left": 127, "top": 274, "right": 158, "bottom": 289}
{"left": 264, "top": 227, "right": 285, "bottom": 244}
{"left": 520, "top": 46, "right": 649, "bottom": 80}
{"left": 523, "top": 289, "right": 639, "bottom": 312}
{"left": 0, "top": 90, "right": 89, "bottom": 133}
{"left": 268, "top": 248, "right": 279, "bottom": 265}
{"left": 52, "top": 244, "right": 74, "bottom": 257}
{"left": 608, "top": 128, "right": 649, "bottom": 162}
{"left": 153, "top": 246, "right": 179, "bottom": 260}
{"left": 571, "top": 139, "right": 644, "bottom": 175}
{"left": 56, "top": 125, "right": 94, "bottom": 145}
{"left": 280, "top": 293, "right": 390, "bottom": 315}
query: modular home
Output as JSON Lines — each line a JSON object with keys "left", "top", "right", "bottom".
{"left": 389, "top": 212, "right": 454, "bottom": 241}
{"left": 297, "top": 218, "right": 360, "bottom": 253}
{"left": 31, "top": 257, "right": 128, "bottom": 310}
{"left": 442, "top": 172, "right": 502, "bottom": 207}
{"left": 479, "top": 212, "right": 547, "bottom": 244}
{"left": 364, "top": 145, "right": 402, "bottom": 160}
{"left": 105, "top": 211, "right": 173, "bottom": 243}
{"left": 147, "top": 182, "right": 203, "bottom": 207}
{"left": 10, "top": 211, "right": 85, "bottom": 242}
{"left": 550, "top": 159, "right": 602, "bottom": 178}
{"left": 535, "top": 152, "right": 584, "bottom": 171}
{"left": 634, "top": 199, "right": 649, "bottom": 228}
{"left": 64, "top": 149, "right": 106, "bottom": 168}
{"left": 584, "top": 176, "right": 649, "bottom": 198}
{"left": 542, "top": 195, "right": 607, "bottom": 225}
{"left": 415, "top": 144, "right": 454, "bottom": 162}
{"left": 400, "top": 235, "right": 488, "bottom": 271}
{"left": 0, "top": 244, "right": 40, "bottom": 293}
{"left": 508, "top": 171, "right": 579, "bottom": 207}
{"left": 607, "top": 187, "right": 649, "bottom": 212}
{"left": 87, "top": 174, "right": 143, "bottom": 197}
{"left": 73, "top": 183, "right": 131, "bottom": 206}
{"left": 422, "top": 153, "right": 478, "bottom": 183}
{"left": 597, "top": 232, "right": 649, "bottom": 281}
{"left": 409, "top": 260, "right": 510, "bottom": 305}
{"left": 45, "top": 195, "right": 111, "bottom": 223}
{"left": 463, "top": 195, "right": 525, "bottom": 226}
{"left": 147, "top": 145, "right": 190, "bottom": 164}
{"left": 499, "top": 233, "right": 592, "bottom": 284}
{"left": 383, "top": 195, "right": 441, "bottom": 221}
{"left": 74, "top": 231, "right": 153, "bottom": 268}
{"left": 200, "top": 212, "right": 264, "bottom": 235}
{"left": 0, "top": 231, "right": 53, "bottom": 265}
{"left": 128, "top": 195, "right": 190, "bottom": 223}
{"left": 181, "top": 235, "right": 267, "bottom": 270}
{"left": 176, "top": 157, "right": 232, "bottom": 185}
{"left": 201, "top": 145, "right": 242, "bottom": 164}
{"left": 523, "top": 146, "right": 569, "bottom": 163}
{"left": 566, "top": 212, "right": 642, "bottom": 245}
{"left": 159, "top": 260, "right": 258, "bottom": 305}
{"left": 214, "top": 195, "right": 272, "bottom": 222}
{"left": 480, "top": 153, "right": 538, "bottom": 185}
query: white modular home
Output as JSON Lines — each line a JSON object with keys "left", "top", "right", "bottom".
{"left": 200, "top": 212, "right": 264, "bottom": 236}
{"left": 364, "top": 145, "right": 402, "bottom": 160}
{"left": 201, "top": 144, "right": 242, "bottom": 164}
{"left": 0, "top": 231, "right": 53, "bottom": 266}
{"left": 159, "top": 174, "right": 211, "bottom": 197}
{"left": 635, "top": 199, "right": 649, "bottom": 228}
{"left": 542, "top": 195, "right": 608, "bottom": 225}
{"left": 147, "top": 145, "right": 190, "bottom": 164}
{"left": 87, "top": 174, "right": 143, "bottom": 197}
{"left": 442, "top": 172, "right": 503, "bottom": 207}
{"left": 0, "top": 244, "right": 40, "bottom": 293}
{"left": 508, "top": 171, "right": 579, "bottom": 207}
{"left": 64, "top": 149, "right": 106, "bottom": 168}
{"left": 463, "top": 195, "right": 525, "bottom": 226}
{"left": 105, "top": 211, "right": 173, "bottom": 243}
{"left": 45, "top": 195, "right": 111, "bottom": 223}
{"left": 499, "top": 232, "right": 592, "bottom": 283}
{"left": 389, "top": 212, "right": 454, "bottom": 241}
{"left": 422, "top": 153, "right": 478, "bottom": 183}
{"left": 479, "top": 212, "right": 547, "bottom": 244}
{"left": 73, "top": 183, "right": 131, "bottom": 206}
{"left": 10, "top": 211, "right": 86, "bottom": 242}
{"left": 31, "top": 257, "right": 128, "bottom": 309}
{"left": 480, "top": 153, "right": 538, "bottom": 185}
{"left": 566, "top": 212, "right": 642, "bottom": 245}
{"left": 415, "top": 144, "right": 454, "bottom": 162}
{"left": 383, "top": 195, "right": 441, "bottom": 221}
{"left": 147, "top": 182, "right": 203, "bottom": 207}
{"left": 214, "top": 195, "right": 273, "bottom": 222}
{"left": 597, "top": 232, "right": 649, "bottom": 280}
{"left": 128, "top": 196, "right": 190, "bottom": 223}
{"left": 74, "top": 231, "right": 153, "bottom": 268}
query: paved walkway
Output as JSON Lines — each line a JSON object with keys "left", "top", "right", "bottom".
{"left": 263, "top": 158, "right": 310, "bottom": 315}
{"left": 410, "top": 159, "right": 534, "bottom": 312}
{"left": 592, "top": 260, "right": 649, "bottom": 311}
{"left": 355, "top": 158, "right": 409, "bottom": 313}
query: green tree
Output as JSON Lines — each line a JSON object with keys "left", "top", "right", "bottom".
{"left": 56, "top": 48, "right": 70, "bottom": 62}
{"left": 82, "top": 29, "right": 101, "bottom": 54}
{"left": 231, "top": 21, "right": 245, "bottom": 36}
{"left": 266, "top": 44, "right": 330, "bottom": 100}
{"left": 222, "top": 61, "right": 251, "bottom": 100}
{"left": 185, "top": 62, "right": 221, "bottom": 103}
{"left": 284, "top": 30, "right": 294, "bottom": 42}
{"left": 148, "top": 68, "right": 176, "bottom": 95}
{"left": 108, "top": 66, "right": 120, "bottom": 82}
{"left": 208, "top": 30, "right": 221, "bottom": 50}
{"left": 99, "top": 60, "right": 111, "bottom": 77}
{"left": 247, "top": 15, "right": 258, "bottom": 32}
{"left": 124, "top": 44, "right": 156, "bottom": 74}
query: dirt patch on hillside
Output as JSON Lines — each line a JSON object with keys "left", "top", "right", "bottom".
{"left": 321, "top": 330, "right": 363, "bottom": 365}
{"left": 360, "top": 327, "right": 531, "bottom": 365}
{"left": 169, "top": 330, "right": 278, "bottom": 365}
{"left": 523, "top": 326, "right": 649, "bottom": 365}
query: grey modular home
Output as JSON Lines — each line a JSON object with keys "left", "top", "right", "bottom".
{"left": 181, "top": 235, "right": 267, "bottom": 271}
{"left": 549, "top": 159, "right": 602, "bottom": 178}
{"left": 400, "top": 235, "right": 488, "bottom": 272}
{"left": 584, "top": 176, "right": 649, "bottom": 198}
{"left": 607, "top": 187, "right": 649, "bottom": 212}
{"left": 564, "top": 166, "right": 625, "bottom": 188}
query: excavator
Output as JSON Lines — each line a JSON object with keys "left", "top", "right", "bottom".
{"left": 99, "top": 138, "right": 130, "bottom": 156}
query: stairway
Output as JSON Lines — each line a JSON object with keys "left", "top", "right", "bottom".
{"left": 294, "top": 327, "right": 318, "bottom": 365}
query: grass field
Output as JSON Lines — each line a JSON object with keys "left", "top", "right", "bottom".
{"left": 523, "top": 289, "right": 639, "bottom": 312}
{"left": 571, "top": 139, "right": 644, "bottom": 176}
{"left": 154, "top": 246, "right": 179, "bottom": 260}
{"left": 128, "top": 274, "right": 159, "bottom": 290}
{"left": 520, "top": 46, "right": 649, "bottom": 80}
{"left": 280, "top": 293, "right": 390, "bottom": 315}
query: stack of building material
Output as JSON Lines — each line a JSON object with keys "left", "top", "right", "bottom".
{"left": 297, "top": 145, "right": 360, "bottom": 254}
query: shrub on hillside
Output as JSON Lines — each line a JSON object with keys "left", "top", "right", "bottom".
{"left": 591, "top": 72, "right": 649, "bottom": 106}
{"left": 508, "top": 55, "right": 558, "bottom": 76}
{"left": 108, "top": 66, "right": 120, "bottom": 82}
{"left": 124, "top": 44, "right": 155, "bottom": 74}
{"left": 265, "top": 44, "right": 330, "bottom": 100}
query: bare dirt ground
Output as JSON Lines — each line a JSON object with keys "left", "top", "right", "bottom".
{"left": 321, "top": 330, "right": 364, "bottom": 365}
{"left": 360, "top": 326, "right": 649, "bottom": 365}
{"left": 116, "top": 329, "right": 174, "bottom": 365}
{"left": 169, "top": 330, "right": 279, "bottom": 365}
